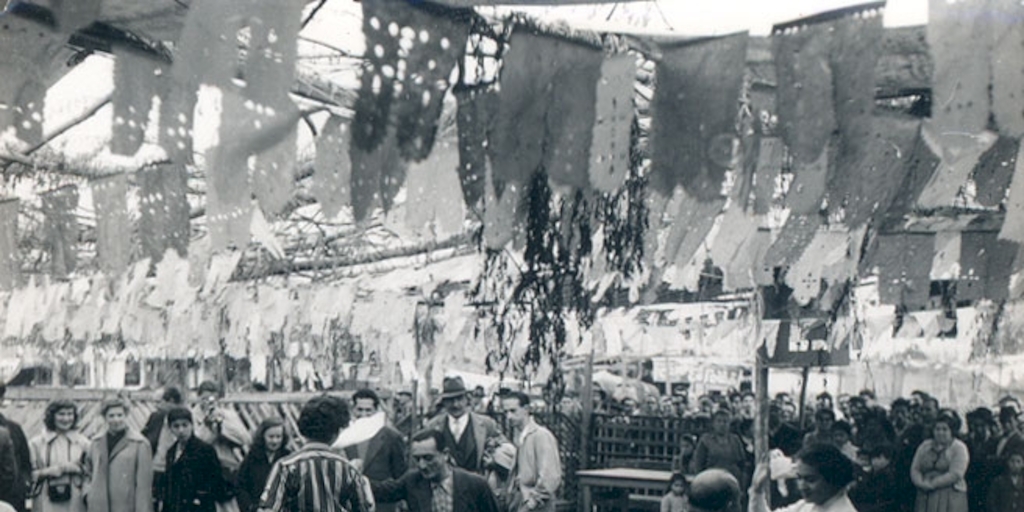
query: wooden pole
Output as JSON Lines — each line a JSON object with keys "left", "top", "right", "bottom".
{"left": 580, "top": 349, "right": 595, "bottom": 470}
{"left": 797, "top": 365, "right": 811, "bottom": 430}
{"left": 753, "top": 292, "right": 770, "bottom": 508}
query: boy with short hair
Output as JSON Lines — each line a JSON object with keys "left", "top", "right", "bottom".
{"left": 848, "top": 443, "right": 901, "bottom": 512}
{"left": 986, "top": 450, "right": 1024, "bottom": 512}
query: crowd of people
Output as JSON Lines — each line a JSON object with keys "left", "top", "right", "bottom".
{"left": 0, "top": 376, "right": 561, "bottom": 512}
{"left": 2, "top": 375, "right": 1024, "bottom": 512}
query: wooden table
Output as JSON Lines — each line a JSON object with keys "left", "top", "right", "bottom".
{"left": 576, "top": 467, "right": 673, "bottom": 511}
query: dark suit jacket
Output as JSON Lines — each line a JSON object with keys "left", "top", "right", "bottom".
{"left": 372, "top": 467, "right": 500, "bottom": 512}
{"left": 234, "top": 447, "right": 291, "bottom": 512}
{"left": 344, "top": 426, "right": 407, "bottom": 482}
{"left": 142, "top": 410, "right": 169, "bottom": 456}
{"left": 163, "top": 436, "right": 227, "bottom": 512}
{"left": 0, "top": 414, "right": 30, "bottom": 512}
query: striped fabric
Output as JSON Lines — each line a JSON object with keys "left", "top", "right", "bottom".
{"left": 259, "top": 443, "right": 374, "bottom": 512}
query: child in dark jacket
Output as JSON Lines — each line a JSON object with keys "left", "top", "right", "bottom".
{"left": 986, "top": 451, "right": 1024, "bottom": 512}
{"left": 849, "top": 443, "right": 903, "bottom": 512}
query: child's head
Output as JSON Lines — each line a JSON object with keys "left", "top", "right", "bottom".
{"left": 865, "top": 444, "right": 894, "bottom": 472}
{"left": 680, "top": 434, "right": 697, "bottom": 456}
{"left": 668, "top": 472, "right": 688, "bottom": 496}
{"left": 831, "top": 420, "right": 853, "bottom": 446}
{"left": 1007, "top": 451, "right": 1024, "bottom": 475}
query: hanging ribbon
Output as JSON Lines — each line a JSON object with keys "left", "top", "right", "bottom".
{"left": 0, "top": 199, "right": 18, "bottom": 290}
{"left": 589, "top": 54, "right": 635, "bottom": 193}
{"left": 91, "top": 173, "right": 130, "bottom": 275}
{"left": 314, "top": 116, "right": 352, "bottom": 220}
{"left": 138, "top": 163, "right": 190, "bottom": 263}
{"left": 40, "top": 185, "right": 79, "bottom": 278}
{"left": 927, "top": 0, "right": 991, "bottom": 136}
{"left": 112, "top": 48, "right": 160, "bottom": 156}
{"left": 651, "top": 33, "right": 748, "bottom": 200}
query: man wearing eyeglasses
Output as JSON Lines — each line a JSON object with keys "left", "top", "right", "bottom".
{"left": 371, "top": 429, "right": 500, "bottom": 512}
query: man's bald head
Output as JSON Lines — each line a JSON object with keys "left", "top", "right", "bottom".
{"left": 688, "top": 469, "right": 741, "bottom": 512}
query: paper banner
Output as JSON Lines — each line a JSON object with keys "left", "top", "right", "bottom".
{"left": 589, "top": 54, "right": 635, "bottom": 193}
{"left": 157, "top": 68, "right": 198, "bottom": 163}
{"left": 390, "top": 2, "right": 470, "bottom": 161}
{"left": 886, "top": 130, "right": 941, "bottom": 220}
{"left": 785, "top": 139, "right": 829, "bottom": 215}
{"left": 927, "top": 0, "right": 991, "bottom": 136}
{"left": 873, "top": 232, "right": 934, "bottom": 308}
{"left": 404, "top": 139, "right": 464, "bottom": 239}
{"left": 351, "top": 0, "right": 402, "bottom": 152}
{"left": 51, "top": 0, "right": 102, "bottom": 33}
{"left": 651, "top": 34, "right": 748, "bottom": 200}
{"left": 0, "top": 12, "right": 62, "bottom": 144}
{"left": 930, "top": 231, "right": 961, "bottom": 280}
{"left": 991, "top": 0, "right": 1024, "bottom": 137}
{"left": 764, "top": 214, "right": 822, "bottom": 270}
{"left": 0, "top": 199, "right": 18, "bottom": 290}
{"left": 40, "top": 185, "right": 79, "bottom": 278}
{"left": 960, "top": 231, "right": 1017, "bottom": 302}
{"left": 972, "top": 136, "right": 1019, "bottom": 207}
{"left": 252, "top": 125, "right": 296, "bottom": 218}
{"left": 91, "top": 173, "right": 131, "bottom": 275}
{"left": 314, "top": 116, "right": 351, "bottom": 219}
{"left": 350, "top": 127, "right": 405, "bottom": 220}
{"left": 455, "top": 86, "right": 497, "bottom": 208}
{"left": 999, "top": 142, "right": 1024, "bottom": 243}
{"left": 830, "top": 13, "right": 884, "bottom": 158}
{"left": 483, "top": 169, "right": 521, "bottom": 250}
{"left": 753, "top": 137, "right": 785, "bottom": 214}
{"left": 829, "top": 116, "right": 921, "bottom": 228}
{"left": 491, "top": 29, "right": 602, "bottom": 190}
{"left": 112, "top": 48, "right": 160, "bottom": 156}
{"left": 139, "top": 163, "right": 190, "bottom": 263}
{"left": 244, "top": 0, "right": 301, "bottom": 106}
{"left": 917, "top": 126, "right": 998, "bottom": 209}
{"left": 174, "top": 0, "right": 237, "bottom": 88}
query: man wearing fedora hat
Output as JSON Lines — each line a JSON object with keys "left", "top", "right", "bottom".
{"left": 425, "top": 376, "right": 506, "bottom": 474}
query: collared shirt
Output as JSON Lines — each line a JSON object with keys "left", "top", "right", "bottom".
{"left": 429, "top": 470, "right": 454, "bottom": 512}
{"left": 773, "top": 492, "right": 858, "bottom": 512}
{"left": 448, "top": 414, "right": 469, "bottom": 442}
{"left": 259, "top": 442, "right": 374, "bottom": 512}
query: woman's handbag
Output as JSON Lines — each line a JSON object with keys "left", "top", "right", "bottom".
{"left": 46, "top": 481, "right": 72, "bottom": 503}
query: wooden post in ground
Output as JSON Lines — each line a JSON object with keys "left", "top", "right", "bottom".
{"left": 797, "top": 365, "right": 811, "bottom": 430}
{"left": 754, "top": 346, "right": 770, "bottom": 508}
{"left": 580, "top": 350, "right": 595, "bottom": 470}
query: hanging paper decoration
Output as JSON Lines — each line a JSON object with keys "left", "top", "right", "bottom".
{"left": 174, "top": 0, "right": 238, "bottom": 88}
{"left": 589, "top": 54, "right": 635, "bottom": 193}
{"left": 0, "top": 199, "right": 18, "bottom": 290}
{"left": 785, "top": 230, "right": 850, "bottom": 305}
{"left": 972, "top": 136, "right": 1019, "bottom": 207}
{"left": 455, "top": 86, "right": 497, "bottom": 208}
{"left": 483, "top": 170, "right": 522, "bottom": 250}
{"left": 245, "top": 0, "right": 300, "bottom": 105}
{"left": 139, "top": 163, "right": 190, "bottom": 263}
{"left": 490, "top": 29, "right": 602, "bottom": 191}
{"left": 651, "top": 34, "right": 748, "bottom": 200}
{"left": 960, "top": 231, "right": 1017, "bottom": 302}
{"left": 404, "top": 138, "right": 464, "bottom": 239}
{"left": 785, "top": 139, "right": 830, "bottom": 215}
{"left": 829, "top": 116, "right": 920, "bottom": 228}
{"left": 991, "top": 0, "right": 1024, "bottom": 137}
{"left": 666, "top": 195, "right": 725, "bottom": 271}
{"left": 930, "top": 231, "right": 960, "bottom": 280}
{"left": 91, "top": 173, "right": 131, "bottom": 275}
{"left": 157, "top": 71, "right": 198, "bottom": 164}
{"left": 873, "top": 232, "right": 934, "bottom": 308}
{"left": 350, "top": 127, "right": 405, "bottom": 221}
{"left": 927, "top": 0, "right": 991, "bottom": 136}
{"left": 726, "top": 227, "right": 772, "bottom": 290}
{"left": 208, "top": 93, "right": 257, "bottom": 252}
{"left": 51, "top": 0, "right": 102, "bottom": 33}
{"left": 13, "top": 79, "right": 44, "bottom": 146}
{"left": 112, "top": 48, "right": 160, "bottom": 156}
{"left": 389, "top": 2, "right": 470, "bottom": 161}
{"left": 41, "top": 185, "right": 79, "bottom": 278}
{"left": 886, "top": 130, "right": 941, "bottom": 220}
{"left": 252, "top": 127, "right": 296, "bottom": 218}
{"left": 351, "top": 0, "right": 403, "bottom": 152}
{"left": 917, "top": 127, "right": 998, "bottom": 208}
{"left": 764, "top": 214, "right": 822, "bottom": 271}
{"left": 753, "top": 137, "right": 785, "bottom": 214}
{"left": 710, "top": 207, "right": 761, "bottom": 285}
{"left": 314, "top": 116, "right": 351, "bottom": 220}
{"left": 0, "top": 10, "right": 62, "bottom": 145}
{"left": 830, "top": 13, "right": 884, "bottom": 157}
{"left": 999, "top": 143, "right": 1024, "bottom": 243}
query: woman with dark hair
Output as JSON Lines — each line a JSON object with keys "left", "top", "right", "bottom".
{"left": 750, "top": 442, "right": 859, "bottom": 511}
{"left": 911, "top": 412, "right": 969, "bottom": 512}
{"left": 234, "top": 419, "right": 291, "bottom": 512}
{"left": 690, "top": 409, "right": 749, "bottom": 488}
{"left": 84, "top": 399, "right": 153, "bottom": 512}
{"left": 163, "top": 407, "right": 228, "bottom": 512}
{"left": 29, "top": 400, "right": 89, "bottom": 512}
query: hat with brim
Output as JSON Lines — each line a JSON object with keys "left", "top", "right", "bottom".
{"left": 440, "top": 376, "right": 470, "bottom": 400}
{"left": 492, "top": 443, "right": 517, "bottom": 471}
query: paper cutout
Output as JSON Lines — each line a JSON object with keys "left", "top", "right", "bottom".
{"left": 544, "top": 39, "right": 603, "bottom": 189}
{"left": 831, "top": 14, "right": 884, "bottom": 158}
{"left": 252, "top": 124, "right": 296, "bottom": 218}
{"left": 351, "top": 0, "right": 402, "bottom": 151}
{"left": 40, "top": 186, "right": 79, "bottom": 278}
{"left": 483, "top": 170, "right": 522, "bottom": 250}
{"left": 960, "top": 231, "right": 1017, "bottom": 302}
{"left": 991, "top": 0, "right": 1024, "bottom": 137}
{"left": 174, "top": 0, "right": 237, "bottom": 88}
{"left": 91, "top": 173, "right": 130, "bottom": 275}
{"left": 0, "top": 199, "right": 19, "bottom": 290}
{"left": 917, "top": 126, "right": 998, "bottom": 209}
{"left": 873, "top": 232, "right": 934, "bottom": 308}
{"left": 139, "top": 163, "right": 190, "bottom": 263}
{"left": 999, "top": 142, "right": 1024, "bottom": 243}
{"left": 785, "top": 138, "right": 829, "bottom": 215}
{"left": 972, "top": 136, "right": 1019, "bottom": 207}
{"left": 753, "top": 137, "right": 785, "bottom": 214}
{"left": 314, "top": 116, "right": 352, "bottom": 219}
{"left": 651, "top": 34, "right": 748, "bottom": 200}
{"left": 157, "top": 68, "right": 198, "bottom": 164}
{"left": 765, "top": 214, "right": 822, "bottom": 270}
{"left": 886, "top": 130, "right": 941, "bottom": 220}
{"left": 404, "top": 139, "right": 465, "bottom": 240}
{"left": 930, "top": 231, "right": 961, "bottom": 280}
{"left": 927, "top": 0, "right": 991, "bottom": 136}
{"left": 350, "top": 127, "right": 405, "bottom": 220}
{"left": 773, "top": 24, "right": 835, "bottom": 165}
{"left": 112, "top": 48, "right": 160, "bottom": 156}
{"left": 244, "top": 0, "right": 301, "bottom": 107}
{"left": 455, "top": 86, "right": 497, "bottom": 208}
{"left": 589, "top": 54, "right": 635, "bottom": 193}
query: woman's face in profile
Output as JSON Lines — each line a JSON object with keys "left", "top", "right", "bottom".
{"left": 795, "top": 461, "right": 839, "bottom": 505}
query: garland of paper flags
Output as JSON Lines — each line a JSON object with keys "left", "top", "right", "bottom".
{"left": 0, "top": 0, "right": 1022, "bottom": 313}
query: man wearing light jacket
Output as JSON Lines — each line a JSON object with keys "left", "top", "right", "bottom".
{"left": 500, "top": 391, "right": 561, "bottom": 512}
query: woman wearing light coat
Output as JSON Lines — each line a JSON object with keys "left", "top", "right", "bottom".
{"left": 84, "top": 399, "right": 153, "bottom": 512}
{"left": 29, "top": 400, "right": 90, "bottom": 512}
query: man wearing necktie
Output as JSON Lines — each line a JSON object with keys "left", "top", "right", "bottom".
{"left": 425, "top": 377, "right": 506, "bottom": 474}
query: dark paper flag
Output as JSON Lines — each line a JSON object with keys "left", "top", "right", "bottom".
{"left": 0, "top": 199, "right": 18, "bottom": 290}
{"left": 764, "top": 214, "right": 822, "bottom": 270}
{"left": 753, "top": 137, "right": 785, "bottom": 214}
{"left": 928, "top": 0, "right": 991, "bottom": 136}
{"left": 589, "top": 54, "right": 635, "bottom": 193}
{"left": 0, "top": 13, "right": 61, "bottom": 144}
{"left": 785, "top": 139, "right": 830, "bottom": 215}
{"left": 455, "top": 86, "right": 497, "bottom": 208}
{"left": 157, "top": 68, "right": 198, "bottom": 164}
{"left": 314, "top": 115, "right": 351, "bottom": 219}
{"left": 991, "top": 0, "right": 1024, "bottom": 137}
{"left": 352, "top": 0, "right": 402, "bottom": 152}
{"left": 138, "top": 163, "right": 190, "bottom": 263}
{"left": 651, "top": 34, "right": 748, "bottom": 200}
{"left": 886, "top": 129, "right": 941, "bottom": 221}
{"left": 350, "top": 127, "right": 405, "bottom": 221}
{"left": 244, "top": 0, "right": 301, "bottom": 107}
{"left": 873, "top": 232, "right": 934, "bottom": 308}
{"left": 112, "top": 48, "right": 159, "bottom": 156}
{"left": 543, "top": 38, "right": 603, "bottom": 189}
{"left": 960, "top": 231, "right": 1017, "bottom": 302}
{"left": 90, "top": 173, "right": 130, "bottom": 275}
{"left": 174, "top": 0, "right": 238, "bottom": 88}
{"left": 972, "top": 136, "right": 1019, "bottom": 207}
{"left": 41, "top": 185, "right": 79, "bottom": 278}
{"left": 252, "top": 126, "right": 296, "bottom": 218}
{"left": 772, "top": 24, "right": 835, "bottom": 164}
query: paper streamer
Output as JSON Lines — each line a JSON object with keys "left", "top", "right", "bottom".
{"left": 589, "top": 54, "right": 635, "bottom": 193}
{"left": 991, "top": 0, "right": 1024, "bottom": 137}
{"left": 927, "top": 0, "right": 991, "bottom": 136}
{"left": 112, "top": 48, "right": 160, "bottom": 156}
{"left": 764, "top": 214, "right": 822, "bottom": 270}
{"left": 0, "top": 199, "right": 19, "bottom": 290}
{"left": 139, "top": 163, "right": 190, "bottom": 263}
{"left": 174, "top": 0, "right": 237, "bottom": 88}
{"left": 252, "top": 126, "right": 296, "bottom": 218}
{"left": 91, "top": 173, "right": 131, "bottom": 275}
{"left": 455, "top": 86, "right": 497, "bottom": 208}
{"left": 873, "top": 232, "right": 934, "bottom": 308}
{"left": 999, "top": 142, "right": 1024, "bottom": 243}
{"left": 917, "top": 126, "right": 998, "bottom": 209}
{"left": 785, "top": 139, "right": 830, "bottom": 215}
{"left": 40, "top": 186, "right": 79, "bottom": 278}
{"left": 351, "top": 0, "right": 402, "bottom": 152}
{"left": 972, "top": 136, "right": 1019, "bottom": 207}
{"left": 157, "top": 69, "right": 198, "bottom": 164}
{"left": 314, "top": 116, "right": 352, "bottom": 220}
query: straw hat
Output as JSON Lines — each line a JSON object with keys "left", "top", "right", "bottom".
{"left": 492, "top": 443, "right": 517, "bottom": 471}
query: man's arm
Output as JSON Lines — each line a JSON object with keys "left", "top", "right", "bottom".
{"left": 524, "top": 430, "right": 562, "bottom": 506}
{"left": 370, "top": 470, "right": 412, "bottom": 504}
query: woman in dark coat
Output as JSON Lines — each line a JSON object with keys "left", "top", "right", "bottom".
{"left": 163, "top": 407, "right": 228, "bottom": 512}
{"left": 234, "top": 419, "right": 291, "bottom": 512}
